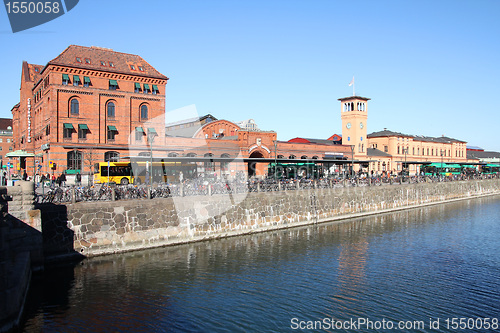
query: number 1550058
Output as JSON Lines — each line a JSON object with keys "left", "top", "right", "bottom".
{"left": 5, "top": 1, "right": 60, "bottom": 14}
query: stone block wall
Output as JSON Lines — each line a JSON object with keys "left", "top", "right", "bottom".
{"left": 0, "top": 182, "right": 42, "bottom": 333}
{"left": 40, "top": 179, "right": 500, "bottom": 259}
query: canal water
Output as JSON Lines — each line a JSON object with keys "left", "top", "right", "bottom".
{"left": 21, "top": 196, "right": 500, "bottom": 332}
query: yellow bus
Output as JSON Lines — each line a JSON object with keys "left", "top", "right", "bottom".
{"left": 93, "top": 161, "right": 197, "bottom": 185}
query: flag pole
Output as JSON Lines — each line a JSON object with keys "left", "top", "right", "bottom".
{"left": 349, "top": 76, "right": 355, "bottom": 96}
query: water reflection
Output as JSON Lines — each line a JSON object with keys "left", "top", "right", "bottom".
{"left": 21, "top": 196, "right": 500, "bottom": 332}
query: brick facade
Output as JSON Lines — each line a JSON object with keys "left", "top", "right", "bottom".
{"left": 12, "top": 45, "right": 167, "bottom": 177}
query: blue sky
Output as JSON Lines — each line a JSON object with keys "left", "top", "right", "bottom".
{"left": 1, "top": 0, "right": 499, "bottom": 151}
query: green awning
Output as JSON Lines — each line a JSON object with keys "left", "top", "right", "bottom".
{"left": 78, "top": 124, "right": 89, "bottom": 130}
{"left": 73, "top": 75, "right": 81, "bottom": 82}
{"left": 63, "top": 123, "right": 74, "bottom": 129}
{"left": 134, "top": 83, "right": 141, "bottom": 89}
{"left": 147, "top": 128, "right": 157, "bottom": 134}
{"left": 424, "top": 163, "right": 461, "bottom": 168}
{"left": 486, "top": 164, "right": 500, "bottom": 167}
{"left": 83, "top": 76, "right": 91, "bottom": 83}
{"left": 152, "top": 84, "right": 159, "bottom": 91}
{"left": 135, "top": 127, "right": 144, "bottom": 132}
{"left": 62, "top": 74, "right": 70, "bottom": 81}
{"left": 109, "top": 79, "right": 118, "bottom": 86}
{"left": 107, "top": 125, "right": 117, "bottom": 131}
{"left": 144, "top": 84, "right": 150, "bottom": 90}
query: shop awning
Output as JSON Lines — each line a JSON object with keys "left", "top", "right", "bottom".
{"left": 62, "top": 73, "right": 70, "bottom": 81}
{"left": 109, "top": 79, "right": 118, "bottom": 86}
{"left": 135, "top": 83, "right": 141, "bottom": 89}
{"left": 143, "top": 84, "right": 150, "bottom": 90}
{"left": 73, "top": 75, "right": 81, "bottom": 82}
{"left": 152, "top": 84, "right": 159, "bottom": 92}
{"left": 83, "top": 76, "right": 91, "bottom": 83}
{"left": 63, "top": 123, "right": 74, "bottom": 129}
{"left": 6, "top": 150, "right": 35, "bottom": 157}
{"left": 147, "top": 128, "right": 157, "bottom": 134}
{"left": 135, "top": 127, "right": 144, "bottom": 132}
{"left": 78, "top": 124, "right": 89, "bottom": 130}
{"left": 107, "top": 125, "right": 117, "bottom": 131}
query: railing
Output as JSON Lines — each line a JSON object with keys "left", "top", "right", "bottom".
{"left": 34, "top": 173, "right": 499, "bottom": 204}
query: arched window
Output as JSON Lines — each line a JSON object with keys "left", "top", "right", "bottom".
{"left": 204, "top": 153, "right": 214, "bottom": 171}
{"left": 301, "top": 155, "right": 307, "bottom": 159}
{"left": 168, "top": 152, "right": 178, "bottom": 157}
{"left": 104, "top": 151, "right": 119, "bottom": 162}
{"left": 221, "top": 153, "right": 230, "bottom": 171}
{"left": 70, "top": 98, "right": 79, "bottom": 115}
{"left": 140, "top": 104, "right": 148, "bottom": 120}
{"left": 107, "top": 102, "right": 115, "bottom": 118}
{"left": 289, "top": 155, "right": 296, "bottom": 159}
{"left": 67, "top": 150, "right": 82, "bottom": 170}
{"left": 186, "top": 153, "right": 197, "bottom": 157}
{"left": 312, "top": 156, "right": 318, "bottom": 159}
{"left": 277, "top": 155, "right": 285, "bottom": 159}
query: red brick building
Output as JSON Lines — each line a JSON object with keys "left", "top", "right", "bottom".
{"left": 0, "top": 118, "right": 14, "bottom": 167}
{"left": 12, "top": 45, "right": 168, "bottom": 177}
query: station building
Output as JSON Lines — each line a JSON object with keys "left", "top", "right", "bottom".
{"left": 9, "top": 44, "right": 477, "bottom": 179}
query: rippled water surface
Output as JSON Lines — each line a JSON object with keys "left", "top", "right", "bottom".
{"left": 22, "top": 196, "right": 500, "bottom": 332}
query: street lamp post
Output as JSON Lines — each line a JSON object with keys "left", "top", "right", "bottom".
{"left": 148, "top": 132, "right": 156, "bottom": 187}
{"left": 404, "top": 148, "right": 408, "bottom": 181}
{"left": 350, "top": 145, "right": 355, "bottom": 178}
{"left": 273, "top": 140, "right": 278, "bottom": 180}
{"left": 440, "top": 150, "right": 444, "bottom": 179}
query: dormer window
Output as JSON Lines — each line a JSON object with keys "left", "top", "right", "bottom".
{"left": 76, "top": 57, "right": 82, "bottom": 63}
{"left": 130, "top": 65, "right": 136, "bottom": 70}
{"left": 138, "top": 66, "right": 144, "bottom": 71}
{"left": 34, "top": 67, "right": 39, "bottom": 73}
{"left": 109, "top": 62, "right": 115, "bottom": 67}
{"left": 100, "top": 61, "right": 106, "bottom": 66}
{"left": 85, "top": 58, "right": 91, "bottom": 64}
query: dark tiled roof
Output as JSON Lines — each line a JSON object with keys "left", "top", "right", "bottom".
{"left": 467, "top": 150, "right": 500, "bottom": 159}
{"left": 47, "top": 45, "right": 168, "bottom": 80}
{"left": 367, "top": 148, "right": 392, "bottom": 157}
{"left": 368, "top": 129, "right": 466, "bottom": 143}
{"left": 368, "top": 130, "right": 412, "bottom": 138}
{"left": 338, "top": 95, "right": 371, "bottom": 101}
{"left": 22, "top": 61, "right": 44, "bottom": 83}
{"left": 0, "top": 118, "right": 13, "bottom": 131}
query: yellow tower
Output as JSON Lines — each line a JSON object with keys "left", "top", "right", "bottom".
{"left": 339, "top": 96, "right": 370, "bottom": 157}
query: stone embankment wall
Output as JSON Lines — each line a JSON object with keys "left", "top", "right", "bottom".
{"left": 0, "top": 182, "right": 42, "bottom": 333}
{"left": 41, "top": 179, "right": 500, "bottom": 259}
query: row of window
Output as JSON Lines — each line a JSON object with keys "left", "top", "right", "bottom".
{"left": 63, "top": 123, "right": 157, "bottom": 142}
{"left": 69, "top": 98, "right": 149, "bottom": 120}
{"left": 383, "top": 145, "right": 466, "bottom": 157}
{"left": 67, "top": 150, "right": 120, "bottom": 171}
{"left": 74, "top": 57, "right": 146, "bottom": 73}
{"left": 62, "top": 74, "right": 160, "bottom": 94}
